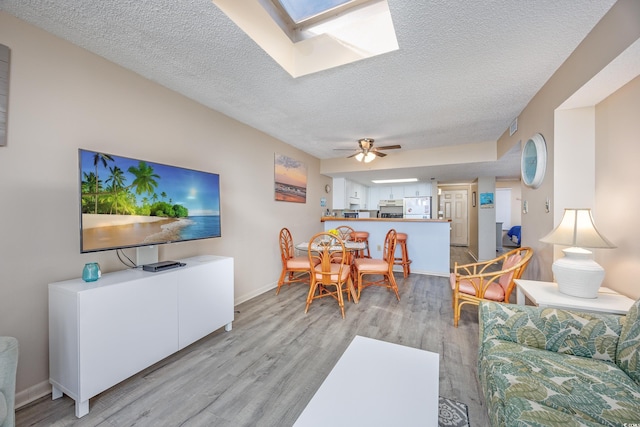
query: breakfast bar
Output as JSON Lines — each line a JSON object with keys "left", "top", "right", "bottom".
{"left": 321, "top": 217, "right": 451, "bottom": 276}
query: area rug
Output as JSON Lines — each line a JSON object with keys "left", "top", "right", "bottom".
{"left": 439, "top": 396, "right": 470, "bottom": 427}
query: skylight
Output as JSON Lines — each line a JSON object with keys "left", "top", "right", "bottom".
{"left": 276, "top": 0, "right": 353, "bottom": 24}
{"left": 213, "top": 0, "right": 398, "bottom": 77}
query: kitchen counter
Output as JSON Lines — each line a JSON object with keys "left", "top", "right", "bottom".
{"left": 321, "top": 218, "right": 451, "bottom": 276}
{"left": 321, "top": 217, "right": 450, "bottom": 223}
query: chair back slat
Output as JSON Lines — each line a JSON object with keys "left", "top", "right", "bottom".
{"left": 383, "top": 229, "right": 397, "bottom": 274}
{"left": 279, "top": 227, "right": 295, "bottom": 263}
{"left": 335, "top": 225, "right": 355, "bottom": 241}
{"left": 277, "top": 227, "right": 313, "bottom": 295}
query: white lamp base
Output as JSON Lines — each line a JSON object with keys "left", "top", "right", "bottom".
{"left": 552, "top": 247, "right": 605, "bottom": 299}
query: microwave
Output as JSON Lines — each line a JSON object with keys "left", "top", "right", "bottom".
{"left": 343, "top": 212, "right": 359, "bottom": 218}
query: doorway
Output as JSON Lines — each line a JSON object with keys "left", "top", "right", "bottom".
{"left": 440, "top": 189, "right": 468, "bottom": 246}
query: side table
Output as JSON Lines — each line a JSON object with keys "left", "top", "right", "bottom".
{"left": 514, "top": 279, "right": 634, "bottom": 315}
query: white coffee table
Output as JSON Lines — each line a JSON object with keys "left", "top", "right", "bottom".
{"left": 293, "top": 335, "right": 440, "bottom": 427}
{"left": 515, "top": 279, "right": 635, "bottom": 315}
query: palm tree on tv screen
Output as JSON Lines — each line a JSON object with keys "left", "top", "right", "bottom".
{"left": 81, "top": 172, "right": 100, "bottom": 214}
{"left": 93, "top": 153, "right": 114, "bottom": 214}
{"left": 127, "top": 161, "right": 160, "bottom": 197}
{"left": 105, "top": 166, "right": 126, "bottom": 214}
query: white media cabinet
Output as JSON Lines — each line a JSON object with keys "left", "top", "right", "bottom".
{"left": 48, "top": 255, "right": 234, "bottom": 418}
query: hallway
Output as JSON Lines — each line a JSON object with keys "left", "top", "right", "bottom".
{"left": 450, "top": 245, "right": 475, "bottom": 270}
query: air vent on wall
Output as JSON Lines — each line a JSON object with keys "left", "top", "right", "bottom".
{"left": 509, "top": 117, "right": 518, "bottom": 136}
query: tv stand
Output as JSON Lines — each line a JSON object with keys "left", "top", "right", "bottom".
{"left": 48, "top": 255, "right": 234, "bottom": 418}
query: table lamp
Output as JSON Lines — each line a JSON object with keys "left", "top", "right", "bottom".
{"left": 540, "top": 208, "right": 616, "bottom": 299}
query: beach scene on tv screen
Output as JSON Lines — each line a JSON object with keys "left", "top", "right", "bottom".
{"left": 80, "top": 150, "right": 221, "bottom": 252}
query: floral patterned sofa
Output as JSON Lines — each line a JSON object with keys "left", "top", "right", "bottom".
{"left": 478, "top": 299, "right": 640, "bottom": 426}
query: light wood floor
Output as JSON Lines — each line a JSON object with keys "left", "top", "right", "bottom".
{"left": 17, "top": 250, "right": 489, "bottom": 426}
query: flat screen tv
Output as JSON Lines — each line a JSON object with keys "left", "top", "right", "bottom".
{"left": 79, "top": 149, "right": 221, "bottom": 253}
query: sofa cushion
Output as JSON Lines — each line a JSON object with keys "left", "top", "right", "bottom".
{"left": 480, "top": 302, "right": 623, "bottom": 363}
{"left": 480, "top": 340, "right": 640, "bottom": 426}
{"left": 616, "top": 298, "right": 640, "bottom": 385}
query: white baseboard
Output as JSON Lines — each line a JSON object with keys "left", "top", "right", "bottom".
{"left": 234, "top": 281, "right": 277, "bottom": 306}
{"left": 15, "top": 380, "right": 51, "bottom": 409}
{"left": 392, "top": 266, "right": 449, "bottom": 278}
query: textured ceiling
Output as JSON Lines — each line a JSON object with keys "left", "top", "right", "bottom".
{"left": 0, "top": 0, "right": 617, "bottom": 184}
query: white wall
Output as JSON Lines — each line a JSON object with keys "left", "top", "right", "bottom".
{"left": 495, "top": 0, "right": 640, "bottom": 282}
{"left": 554, "top": 108, "right": 597, "bottom": 210}
{"left": 0, "top": 12, "right": 329, "bottom": 404}
{"left": 477, "top": 176, "right": 496, "bottom": 260}
{"left": 596, "top": 75, "right": 640, "bottom": 299}
{"left": 496, "top": 180, "right": 522, "bottom": 229}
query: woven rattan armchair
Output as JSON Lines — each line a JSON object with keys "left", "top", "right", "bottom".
{"left": 450, "top": 247, "right": 533, "bottom": 327}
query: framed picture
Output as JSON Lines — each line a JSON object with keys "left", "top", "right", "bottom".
{"left": 480, "top": 192, "right": 494, "bottom": 209}
{"left": 274, "top": 153, "right": 307, "bottom": 203}
{"left": 472, "top": 191, "right": 476, "bottom": 207}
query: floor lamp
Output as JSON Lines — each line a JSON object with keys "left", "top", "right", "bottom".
{"left": 540, "top": 208, "right": 616, "bottom": 299}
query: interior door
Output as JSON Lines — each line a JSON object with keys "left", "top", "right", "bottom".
{"left": 441, "top": 190, "right": 468, "bottom": 246}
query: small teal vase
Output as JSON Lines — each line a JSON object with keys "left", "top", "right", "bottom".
{"left": 82, "top": 262, "right": 100, "bottom": 282}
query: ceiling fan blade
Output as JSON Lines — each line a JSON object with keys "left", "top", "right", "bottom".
{"left": 334, "top": 148, "right": 358, "bottom": 151}
{"left": 346, "top": 152, "right": 360, "bottom": 158}
{"left": 375, "top": 144, "right": 402, "bottom": 150}
{"left": 372, "top": 151, "right": 387, "bottom": 157}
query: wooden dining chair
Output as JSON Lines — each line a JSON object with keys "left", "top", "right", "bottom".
{"left": 353, "top": 229, "right": 400, "bottom": 301}
{"left": 351, "top": 231, "right": 371, "bottom": 258}
{"left": 276, "top": 228, "right": 315, "bottom": 295}
{"left": 450, "top": 246, "right": 534, "bottom": 326}
{"left": 331, "top": 225, "right": 356, "bottom": 264}
{"left": 335, "top": 225, "right": 355, "bottom": 241}
{"left": 305, "top": 232, "right": 355, "bottom": 318}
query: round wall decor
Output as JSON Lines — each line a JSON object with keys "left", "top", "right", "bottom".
{"left": 521, "top": 133, "right": 547, "bottom": 189}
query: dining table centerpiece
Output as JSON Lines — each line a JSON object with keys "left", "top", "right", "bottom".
{"left": 326, "top": 228, "right": 340, "bottom": 246}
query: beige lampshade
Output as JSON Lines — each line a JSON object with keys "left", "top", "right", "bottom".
{"left": 540, "top": 208, "right": 616, "bottom": 249}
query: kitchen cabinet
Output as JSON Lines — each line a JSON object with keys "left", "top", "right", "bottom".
{"left": 370, "top": 183, "right": 433, "bottom": 206}
{"left": 382, "top": 185, "right": 404, "bottom": 200}
{"left": 369, "top": 183, "right": 433, "bottom": 209}
{"left": 349, "top": 181, "right": 368, "bottom": 209}
{"left": 368, "top": 186, "right": 381, "bottom": 210}
{"left": 404, "top": 183, "right": 431, "bottom": 197}
{"left": 333, "top": 177, "right": 347, "bottom": 209}
{"left": 372, "top": 186, "right": 400, "bottom": 206}
{"left": 333, "top": 178, "right": 368, "bottom": 209}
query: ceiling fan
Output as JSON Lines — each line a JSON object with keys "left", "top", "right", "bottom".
{"left": 335, "top": 138, "right": 402, "bottom": 162}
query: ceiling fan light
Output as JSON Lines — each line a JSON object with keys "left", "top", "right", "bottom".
{"left": 364, "top": 152, "right": 376, "bottom": 163}
{"left": 355, "top": 152, "right": 364, "bottom": 162}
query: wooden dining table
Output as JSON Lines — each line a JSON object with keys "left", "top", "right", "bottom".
{"left": 295, "top": 241, "right": 367, "bottom": 253}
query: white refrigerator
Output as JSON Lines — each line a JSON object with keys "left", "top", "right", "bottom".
{"left": 403, "top": 196, "right": 431, "bottom": 219}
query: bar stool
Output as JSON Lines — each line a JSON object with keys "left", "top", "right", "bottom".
{"left": 350, "top": 231, "right": 371, "bottom": 258}
{"left": 394, "top": 232, "right": 411, "bottom": 277}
